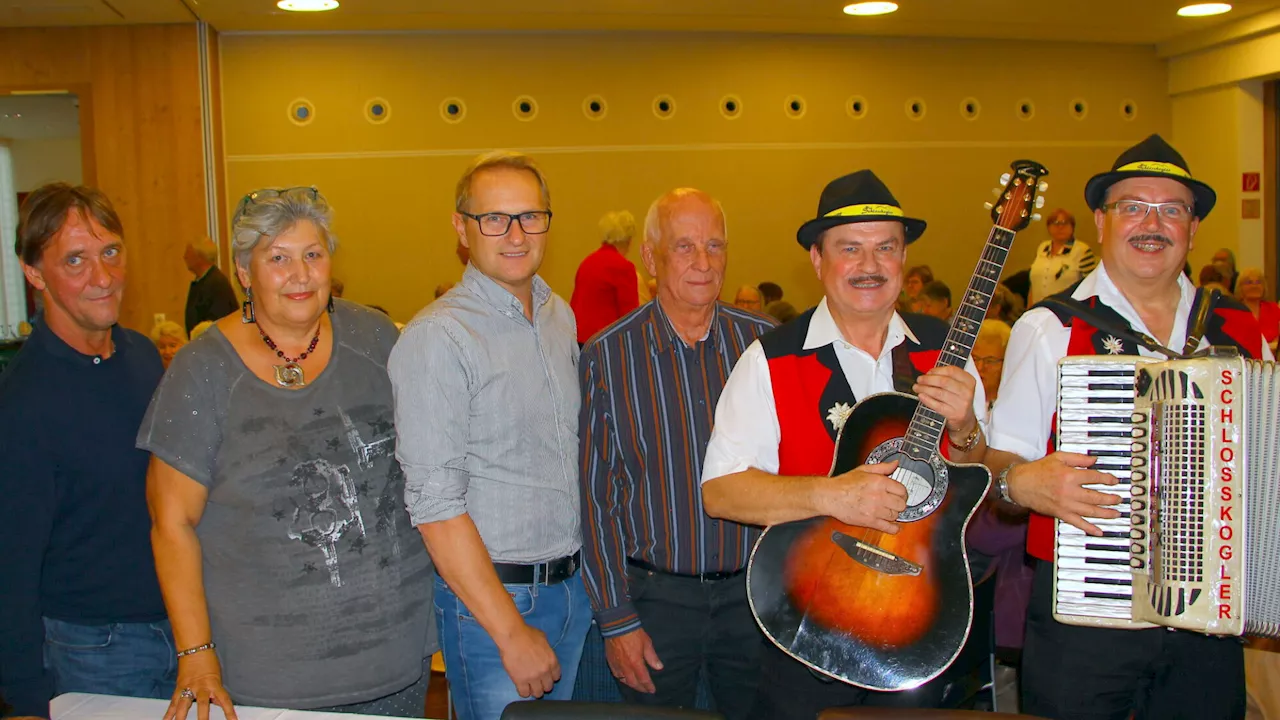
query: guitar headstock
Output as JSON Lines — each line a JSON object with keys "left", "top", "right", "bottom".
{"left": 987, "top": 160, "right": 1049, "bottom": 231}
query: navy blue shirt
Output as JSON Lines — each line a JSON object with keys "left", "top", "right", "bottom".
{"left": 0, "top": 320, "right": 167, "bottom": 718}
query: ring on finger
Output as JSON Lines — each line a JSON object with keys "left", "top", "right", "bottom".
{"left": 179, "top": 688, "right": 195, "bottom": 699}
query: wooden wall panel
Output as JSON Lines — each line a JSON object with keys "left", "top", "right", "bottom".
{"left": 0, "top": 24, "right": 208, "bottom": 333}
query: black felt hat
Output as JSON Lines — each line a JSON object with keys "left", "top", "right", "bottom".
{"left": 796, "top": 170, "right": 927, "bottom": 249}
{"left": 1084, "top": 133, "right": 1217, "bottom": 219}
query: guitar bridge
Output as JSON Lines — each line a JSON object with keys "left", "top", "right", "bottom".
{"left": 831, "top": 531, "right": 922, "bottom": 576}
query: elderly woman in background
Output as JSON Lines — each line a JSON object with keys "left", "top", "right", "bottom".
{"left": 139, "top": 187, "right": 435, "bottom": 719}
{"left": 902, "top": 264, "right": 933, "bottom": 311}
{"left": 1236, "top": 267, "right": 1279, "bottom": 354}
{"left": 569, "top": 209, "right": 641, "bottom": 345}
{"left": 1028, "top": 209, "right": 1097, "bottom": 305}
{"left": 150, "top": 320, "right": 188, "bottom": 369}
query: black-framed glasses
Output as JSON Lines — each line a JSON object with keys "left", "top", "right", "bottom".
{"left": 460, "top": 210, "right": 553, "bottom": 237}
{"left": 1103, "top": 200, "right": 1193, "bottom": 223}
{"left": 233, "top": 186, "right": 320, "bottom": 219}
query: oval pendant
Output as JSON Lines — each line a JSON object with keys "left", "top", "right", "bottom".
{"left": 273, "top": 362, "right": 306, "bottom": 388}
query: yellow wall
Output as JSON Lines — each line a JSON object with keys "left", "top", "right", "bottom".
{"left": 220, "top": 32, "right": 1172, "bottom": 320}
{"left": 1173, "top": 81, "right": 1267, "bottom": 280}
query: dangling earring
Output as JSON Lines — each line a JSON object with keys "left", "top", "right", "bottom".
{"left": 326, "top": 294, "right": 335, "bottom": 314}
{"left": 241, "top": 288, "right": 256, "bottom": 324}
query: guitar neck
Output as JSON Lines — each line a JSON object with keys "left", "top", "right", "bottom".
{"left": 902, "top": 225, "right": 1017, "bottom": 458}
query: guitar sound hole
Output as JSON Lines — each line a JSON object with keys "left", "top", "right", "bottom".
{"left": 888, "top": 453, "right": 935, "bottom": 507}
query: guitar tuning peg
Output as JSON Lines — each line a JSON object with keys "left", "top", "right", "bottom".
{"left": 1035, "top": 196, "right": 1045, "bottom": 208}
{"left": 984, "top": 202, "right": 995, "bottom": 210}
{"left": 1038, "top": 180, "right": 1048, "bottom": 192}
{"left": 1031, "top": 213, "right": 1042, "bottom": 221}
{"left": 1000, "top": 173, "right": 1011, "bottom": 185}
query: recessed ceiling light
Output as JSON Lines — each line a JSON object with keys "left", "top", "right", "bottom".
{"left": 1177, "top": 3, "right": 1232, "bottom": 16}
{"left": 843, "top": 2, "right": 898, "bottom": 16}
{"left": 277, "top": 0, "right": 339, "bottom": 11}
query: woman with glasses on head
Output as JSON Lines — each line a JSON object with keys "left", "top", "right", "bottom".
{"left": 139, "top": 187, "right": 435, "bottom": 719}
{"left": 1235, "top": 267, "right": 1280, "bottom": 354}
{"left": 1028, "top": 208, "right": 1097, "bottom": 305}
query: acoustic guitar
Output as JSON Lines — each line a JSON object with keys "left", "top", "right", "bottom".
{"left": 746, "top": 160, "right": 1050, "bottom": 691}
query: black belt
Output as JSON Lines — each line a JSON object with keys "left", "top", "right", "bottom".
{"left": 493, "top": 551, "right": 580, "bottom": 586}
{"left": 626, "top": 557, "right": 745, "bottom": 582}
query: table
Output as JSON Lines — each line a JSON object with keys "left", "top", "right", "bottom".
{"left": 51, "top": 693, "right": 444, "bottom": 719}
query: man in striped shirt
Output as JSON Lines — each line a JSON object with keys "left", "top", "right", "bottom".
{"left": 578, "top": 188, "right": 775, "bottom": 719}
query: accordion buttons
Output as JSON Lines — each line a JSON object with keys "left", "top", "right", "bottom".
{"left": 1131, "top": 457, "right": 1146, "bottom": 468}
{"left": 1131, "top": 427, "right": 1147, "bottom": 438}
{"left": 1130, "top": 558, "right": 1144, "bottom": 568}
{"left": 1131, "top": 412, "right": 1145, "bottom": 423}
{"left": 1131, "top": 471, "right": 1146, "bottom": 482}
{"left": 1131, "top": 499, "right": 1146, "bottom": 512}
{"left": 1131, "top": 442, "right": 1146, "bottom": 453}
{"left": 1132, "top": 484, "right": 1146, "bottom": 496}
{"left": 1130, "top": 528, "right": 1145, "bottom": 540}
{"left": 1133, "top": 513, "right": 1146, "bottom": 525}
{"left": 1131, "top": 543, "right": 1144, "bottom": 554}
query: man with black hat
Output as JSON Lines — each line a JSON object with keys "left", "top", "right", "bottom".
{"left": 984, "top": 133, "right": 1271, "bottom": 719}
{"left": 700, "top": 170, "right": 988, "bottom": 719}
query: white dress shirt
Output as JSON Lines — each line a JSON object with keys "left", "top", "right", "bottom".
{"left": 701, "top": 298, "right": 987, "bottom": 484}
{"left": 988, "top": 262, "right": 1274, "bottom": 462}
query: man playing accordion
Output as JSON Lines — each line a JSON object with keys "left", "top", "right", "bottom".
{"left": 983, "top": 134, "right": 1272, "bottom": 720}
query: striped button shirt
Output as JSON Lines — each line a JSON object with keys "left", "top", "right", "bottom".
{"left": 579, "top": 300, "right": 775, "bottom": 637}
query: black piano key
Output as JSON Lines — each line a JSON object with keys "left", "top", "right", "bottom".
{"left": 1088, "top": 450, "right": 1133, "bottom": 457}
{"left": 1084, "top": 370, "right": 1135, "bottom": 377}
{"left": 1085, "top": 416, "right": 1133, "bottom": 424}
{"left": 1087, "top": 383, "right": 1136, "bottom": 391}
{"left": 1088, "top": 431, "right": 1133, "bottom": 438}
{"left": 1084, "top": 591, "right": 1132, "bottom": 600}
{"left": 1084, "top": 576, "right": 1132, "bottom": 586}
{"left": 1087, "top": 557, "right": 1130, "bottom": 565}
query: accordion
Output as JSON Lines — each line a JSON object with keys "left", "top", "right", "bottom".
{"left": 1053, "top": 352, "right": 1280, "bottom": 638}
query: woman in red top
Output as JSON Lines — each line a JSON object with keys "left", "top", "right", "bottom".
{"left": 570, "top": 210, "right": 641, "bottom": 344}
{"left": 1236, "top": 267, "right": 1280, "bottom": 354}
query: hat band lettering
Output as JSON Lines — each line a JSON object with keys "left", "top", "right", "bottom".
{"left": 824, "top": 203, "right": 904, "bottom": 218}
{"left": 1116, "top": 161, "right": 1191, "bottom": 179}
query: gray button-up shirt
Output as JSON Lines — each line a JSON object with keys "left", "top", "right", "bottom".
{"left": 389, "top": 264, "right": 582, "bottom": 563}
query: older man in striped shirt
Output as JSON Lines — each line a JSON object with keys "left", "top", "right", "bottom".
{"left": 578, "top": 188, "right": 774, "bottom": 719}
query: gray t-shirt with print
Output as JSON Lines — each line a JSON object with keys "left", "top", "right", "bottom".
{"left": 138, "top": 300, "right": 435, "bottom": 709}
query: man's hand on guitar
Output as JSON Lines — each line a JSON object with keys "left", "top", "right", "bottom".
{"left": 913, "top": 365, "right": 979, "bottom": 442}
{"left": 1006, "top": 451, "right": 1122, "bottom": 536}
{"left": 819, "top": 460, "right": 906, "bottom": 533}
{"left": 604, "top": 628, "right": 664, "bottom": 694}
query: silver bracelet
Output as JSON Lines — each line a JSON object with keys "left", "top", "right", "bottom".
{"left": 996, "top": 464, "right": 1019, "bottom": 505}
{"left": 176, "top": 641, "right": 216, "bottom": 658}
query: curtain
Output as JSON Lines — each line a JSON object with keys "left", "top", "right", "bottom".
{"left": 0, "top": 143, "right": 25, "bottom": 340}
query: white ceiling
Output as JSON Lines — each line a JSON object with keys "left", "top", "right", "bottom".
{"left": 0, "top": 0, "right": 1277, "bottom": 45}
{"left": 0, "top": 94, "right": 80, "bottom": 140}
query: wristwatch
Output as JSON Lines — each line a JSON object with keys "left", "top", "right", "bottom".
{"left": 996, "top": 464, "right": 1018, "bottom": 505}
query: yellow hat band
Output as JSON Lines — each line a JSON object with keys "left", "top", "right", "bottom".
{"left": 1116, "top": 161, "right": 1191, "bottom": 179}
{"left": 824, "top": 203, "right": 904, "bottom": 219}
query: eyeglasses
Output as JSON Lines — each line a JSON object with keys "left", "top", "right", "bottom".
{"left": 233, "top": 186, "right": 320, "bottom": 219}
{"left": 973, "top": 355, "right": 1004, "bottom": 367}
{"left": 1047, "top": 219, "right": 1073, "bottom": 227}
{"left": 1103, "top": 200, "right": 1193, "bottom": 223}
{"left": 460, "top": 210, "right": 553, "bottom": 237}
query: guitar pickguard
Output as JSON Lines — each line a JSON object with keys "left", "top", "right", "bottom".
{"left": 865, "top": 437, "right": 949, "bottom": 522}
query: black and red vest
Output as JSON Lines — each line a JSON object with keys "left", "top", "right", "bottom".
{"left": 1026, "top": 286, "right": 1265, "bottom": 560}
{"left": 759, "top": 308, "right": 951, "bottom": 477}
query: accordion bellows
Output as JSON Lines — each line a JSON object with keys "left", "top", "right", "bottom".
{"left": 1053, "top": 352, "right": 1280, "bottom": 638}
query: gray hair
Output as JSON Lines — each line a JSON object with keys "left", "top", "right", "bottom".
{"left": 188, "top": 236, "right": 218, "bottom": 263}
{"left": 599, "top": 210, "right": 636, "bottom": 247}
{"left": 230, "top": 187, "right": 338, "bottom": 269}
{"left": 643, "top": 188, "right": 727, "bottom": 247}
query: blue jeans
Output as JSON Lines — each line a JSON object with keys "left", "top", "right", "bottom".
{"left": 435, "top": 571, "right": 592, "bottom": 720}
{"left": 42, "top": 617, "right": 177, "bottom": 701}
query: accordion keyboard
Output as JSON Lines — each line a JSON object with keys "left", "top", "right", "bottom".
{"left": 1053, "top": 357, "right": 1156, "bottom": 629}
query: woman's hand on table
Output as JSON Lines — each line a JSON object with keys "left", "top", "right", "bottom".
{"left": 164, "top": 653, "right": 238, "bottom": 720}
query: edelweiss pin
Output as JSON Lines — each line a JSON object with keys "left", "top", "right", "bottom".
{"left": 1102, "top": 335, "right": 1125, "bottom": 355}
{"left": 826, "top": 402, "right": 853, "bottom": 431}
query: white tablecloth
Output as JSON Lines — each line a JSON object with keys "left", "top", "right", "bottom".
{"left": 51, "top": 692, "right": 443, "bottom": 719}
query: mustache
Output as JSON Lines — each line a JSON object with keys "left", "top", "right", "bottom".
{"left": 847, "top": 274, "right": 889, "bottom": 287}
{"left": 1129, "top": 233, "right": 1173, "bottom": 246}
